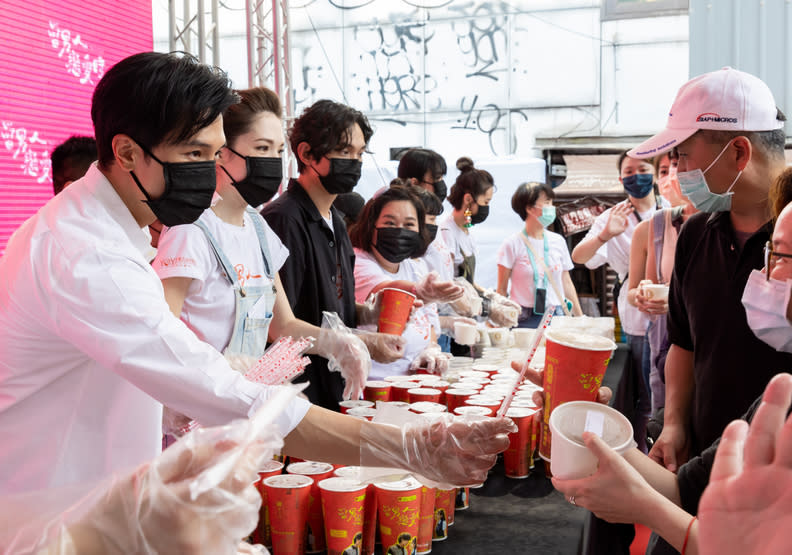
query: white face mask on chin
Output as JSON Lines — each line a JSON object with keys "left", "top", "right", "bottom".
{"left": 742, "top": 269, "right": 792, "bottom": 352}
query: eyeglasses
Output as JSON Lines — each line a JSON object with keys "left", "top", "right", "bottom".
{"left": 764, "top": 241, "right": 792, "bottom": 280}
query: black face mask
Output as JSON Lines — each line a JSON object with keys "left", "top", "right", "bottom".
{"left": 130, "top": 144, "right": 216, "bottom": 227}
{"left": 222, "top": 147, "right": 282, "bottom": 207}
{"left": 432, "top": 179, "right": 447, "bottom": 202}
{"left": 425, "top": 223, "right": 439, "bottom": 243}
{"left": 315, "top": 158, "right": 362, "bottom": 195}
{"left": 374, "top": 227, "right": 422, "bottom": 264}
{"left": 471, "top": 203, "right": 489, "bottom": 225}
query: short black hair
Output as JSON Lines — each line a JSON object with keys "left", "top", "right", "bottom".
{"left": 696, "top": 118, "right": 788, "bottom": 162}
{"left": 407, "top": 183, "right": 444, "bottom": 216}
{"left": 223, "top": 86, "right": 282, "bottom": 147}
{"left": 397, "top": 148, "right": 447, "bottom": 181}
{"left": 333, "top": 191, "right": 366, "bottom": 225}
{"left": 511, "top": 182, "right": 554, "bottom": 220}
{"left": 397, "top": 533, "right": 412, "bottom": 543}
{"left": 349, "top": 185, "right": 428, "bottom": 258}
{"left": 91, "top": 52, "right": 238, "bottom": 168}
{"left": 447, "top": 157, "right": 495, "bottom": 210}
{"left": 289, "top": 99, "right": 373, "bottom": 172}
{"left": 50, "top": 135, "right": 97, "bottom": 195}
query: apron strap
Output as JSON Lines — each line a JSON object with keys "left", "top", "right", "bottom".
{"left": 193, "top": 218, "right": 240, "bottom": 288}
{"left": 246, "top": 207, "right": 274, "bottom": 279}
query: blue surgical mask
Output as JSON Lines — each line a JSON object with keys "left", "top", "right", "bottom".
{"left": 742, "top": 269, "right": 792, "bottom": 352}
{"left": 536, "top": 205, "right": 556, "bottom": 228}
{"left": 622, "top": 173, "right": 654, "bottom": 199}
{"left": 677, "top": 141, "right": 742, "bottom": 213}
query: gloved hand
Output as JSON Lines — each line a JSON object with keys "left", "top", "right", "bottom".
{"left": 67, "top": 427, "right": 272, "bottom": 554}
{"left": 447, "top": 278, "right": 482, "bottom": 317}
{"left": 356, "top": 330, "right": 406, "bottom": 364}
{"left": 359, "top": 412, "right": 516, "bottom": 488}
{"left": 316, "top": 312, "right": 372, "bottom": 400}
{"left": 415, "top": 272, "right": 464, "bottom": 304}
{"left": 409, "top": 344, "right": 451, "bottom": 375}
{"left": 483, "top": 289, "right": 521, "bottom": 328}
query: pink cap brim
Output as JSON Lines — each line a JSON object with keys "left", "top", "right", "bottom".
{"left": 627, "top": 126, "right": 699, "bottom": 159}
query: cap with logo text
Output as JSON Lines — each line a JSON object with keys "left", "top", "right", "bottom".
{"left": 628, "top": 67, "right": 783, "bottom": 159}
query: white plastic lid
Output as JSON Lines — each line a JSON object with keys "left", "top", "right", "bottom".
{"left": 264, "top": 474, "right": 314, "bottom": 488}
{"left": 318, "top": 477, "right": 367, "bottom": 493}
{"left": 286, "top": 461, "right": 334, "bottom": 476}
{"left": 545, "top": 330, "right": 616, "bottom": 352}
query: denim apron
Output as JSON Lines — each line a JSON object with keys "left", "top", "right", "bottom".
{"left": 193, "top": 207, "right": 276, "bottom": 358}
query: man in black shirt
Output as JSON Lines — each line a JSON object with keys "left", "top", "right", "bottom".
{"left": 262, "top": 100, "right": 404, "bottom": 410}
{"left": 626, "top": 67, "right": 791, "bottom": 471}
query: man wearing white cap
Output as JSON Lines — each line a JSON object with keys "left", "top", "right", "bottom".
{"left": 627, "top": 67, "right": 791, "bottom": 479}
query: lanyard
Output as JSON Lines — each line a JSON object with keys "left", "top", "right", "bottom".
{"left": 522, "top": 230, "right": 549, "bottom": 292}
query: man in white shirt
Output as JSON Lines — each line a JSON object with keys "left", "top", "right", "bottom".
{"left": 0, "top": 52, "right": 514, "bottom": 496}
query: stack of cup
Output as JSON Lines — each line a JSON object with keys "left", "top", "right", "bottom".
{"left": 364, "top": 380, "right": 392, "bottom": 403}
{"left": 417, "top": 483, "right": 436, "bottom": 554}
{"left": 504, "top": 407, "right": 539, "bottom": 479}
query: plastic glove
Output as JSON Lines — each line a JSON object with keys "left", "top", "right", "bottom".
{"left": 448, "top": 278, "right": 482, "bottom": 318}
{"left": 484, "top": 290, "right": 521, "bottom": 328}
{"left": 0, "top": 388, "right": 299, "bottom": 555}
{"left": 415, "top": 272, "right": 464, "bottom": 303}
{"left": 316, "top": 312, "right": 372, "bottom": 400}
{"left": 409, "top": 344, "right": 451, "bottom": 375}
{"left": 360, "top": 412, "right": 515, "bottom": 488}
{"left": 355, "top": 329, "right": 406, "bottom": 364}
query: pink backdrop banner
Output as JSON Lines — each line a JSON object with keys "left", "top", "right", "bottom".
{"left": 0, "top": 1, "right": 153, "bottom": 254}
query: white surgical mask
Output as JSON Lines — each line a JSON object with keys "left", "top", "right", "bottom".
{"left": 742, "top": 269, "right": 792, "bottom": 352}
{"left": 677, "top": 141, "right": 742, "bottom": 213}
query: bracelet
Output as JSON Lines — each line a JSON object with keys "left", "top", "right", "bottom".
{"left": 681, "top": 515, "right": 696, "bottom": 555}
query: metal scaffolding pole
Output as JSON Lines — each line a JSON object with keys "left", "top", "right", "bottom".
{"left": 167, "top": 0, "right": 219, "bottom": 65}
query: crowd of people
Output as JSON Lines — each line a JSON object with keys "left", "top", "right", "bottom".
{"left": 0, "top": 50, "right": 790, "bottom": 555}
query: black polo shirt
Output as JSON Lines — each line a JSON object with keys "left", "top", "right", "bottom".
{"left": 668, "top": 211, "right": 792, "bottom": 454}
{"left": 262, "top": 179, "right": 356, "bottom": 410}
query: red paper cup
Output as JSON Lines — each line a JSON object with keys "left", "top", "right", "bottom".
{"left": 263, "top": 474, "right": 314, "bottom": 555}
{"left": 444, "top": 388, "right": 478, "bottom": 413}
{"left": 339, "top": 400, "right": 375, "bottom": 414}
{"left": 539, "top": 330, "right": 615, "bottom": 461}
{"left": 407, "top": 387, "right": 442, "bottom": 404}
{"left": 347, "top": 407, "right": 377, "bottom": 421}
{"left": 287, "top": 461, "right": 336, "bottom": 553}
{"left": 455, "top": 487, "right": 470, "bottom": 511}
{"left": 318, "top": 477, "right": 368, "bottom": 555}
{"left": 375, "top": 478, "right": 422, "bottom": 554}
{"left": 417, "top": 484, "right": 436, "bottom": 554}
{"left": 409, "top": 401, "right": 447, "bottom": 414}
{"left": 504, "top": 407, "right": 538, "bottom": 479}
{"left": 251, "top": 460, "right": 285, "bottom": 546}
{"left": 391, "top": 381, "right": 419, "bottom": 403}
{"left": 377, "top": 288, "right": 416, "bottom": 335}
{"left": 432, "top": 488, "right": 454, "bottom": 541}
{"left": 333, "top": 467, "right": 377, "bottom": 555}
{"left": 364, "top": 380, "right": 392, "bottom": 403}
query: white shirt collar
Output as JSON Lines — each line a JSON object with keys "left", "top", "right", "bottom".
{"left": 82, "top": 163, "right": 152, "bottom": 258}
